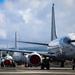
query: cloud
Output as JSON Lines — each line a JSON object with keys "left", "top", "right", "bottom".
{"left": 30, "top": 0, "right": 41, "bottom": 9}
{"left": 30, "top": 0, "right": 51, "bottom": 10}
{"left": 0, "top": 11, "right": 5, "bottom": 23}
{"left": 63, "top": 0, "right": 74, "bottom": 7}
{"left": 34, "top": 19, "right": 43, "bottom": 25}
{"left": 19, "top": 8, "right": 32, "bottom": 23}
{"left": 56, "top": 11, "right": 70, "bottom": 20}
{"left": 0, "top": 29, "right": 7, "bottom": 39}
{"left": 4, "top": 0, "right": 14, "bottom": 11}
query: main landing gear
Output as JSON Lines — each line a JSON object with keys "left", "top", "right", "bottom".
{"left": 1, "top": 62, "right": 4, "bottom": 67}
{"left": 41, "top": 57, "right": 50, "bottom": 70}
{"left": 72, "top": 59, "right": 75, "bottom": 70}
{"left": 60, "top": 60, "right": 65, "bottom": 67}
{"left": 12, "top": 61, "right": 16, "bottom": 67}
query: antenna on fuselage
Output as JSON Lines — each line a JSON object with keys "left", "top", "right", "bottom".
{"left": 51, "top": 3, "right": 57, "bottom": 41}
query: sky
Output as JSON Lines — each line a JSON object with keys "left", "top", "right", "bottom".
{"left": 0, "top": 0, "right": 75, "bottom": 48}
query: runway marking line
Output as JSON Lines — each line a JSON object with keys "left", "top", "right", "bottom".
{"left": 0, "top": 71, "right": 75, "bottom": 74}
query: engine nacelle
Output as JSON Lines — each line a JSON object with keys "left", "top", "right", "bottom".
{"left": 4, "top": 58, "right": 12, "bottom": 66}
{"left": 27, "top": 52, "right": 42, "bottom": 66}
{"left": 13, "top": 52, "right": 27, "bottom": 65}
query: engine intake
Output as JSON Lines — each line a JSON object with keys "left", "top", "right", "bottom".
{"left": 28, "top": 53, "right": 42, "bottom": 66}
{"left": 30, "top": 55, "right": 40, "bottom": 65}
{"left": 4, "top": 58, "right": 12, "bottom": 66}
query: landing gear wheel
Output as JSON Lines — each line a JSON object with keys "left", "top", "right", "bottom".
{"left": 12, "top": 61, "right": 16, "bottom": 67}
{"left": 72, "top": 65, "right": 75, "bottom": 70}
{"left": 41, "top": 58, "right": 45, "bottom": 70}
{"left": 1, "top": 62, "right": 4, "bottom": 67}
{"left": 60, "top": 60, "right": 65, "bottom": 67}
{"left": 46, "top": 59, "right": 49, "bottom": 70}
{"left": 72, "top": 59, "right": 75, "bottom": 70}
{"left": 41, "top": 63, "right": 44, "bottom": 70}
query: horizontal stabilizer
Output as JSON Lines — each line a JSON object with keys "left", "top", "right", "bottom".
{"left": 17, "top": 41, "right": 49, "bottom": 46}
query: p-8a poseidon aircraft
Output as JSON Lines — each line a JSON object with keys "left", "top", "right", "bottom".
{"left": 1, "top": 4, "right": 75, "bottom": 70}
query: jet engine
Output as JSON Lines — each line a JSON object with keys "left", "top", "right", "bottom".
{"left": 4, "top": 58, "right": 12, "bottom": 66}
{"left": 13, "top": 52, "right": 27, "bottom": 65}
{"left": 1, "top": 54, "right": 16, "bottom": 67}
{"left": 27, "top": 52, "right": 42, "bottom": 66}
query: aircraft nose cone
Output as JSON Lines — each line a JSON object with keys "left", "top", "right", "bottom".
{"left": 63, "top": 37, "right": 71, "bottom": 44}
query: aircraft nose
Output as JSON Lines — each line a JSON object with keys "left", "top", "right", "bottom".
{"left": 63, "top": 37, "right": 71, "bottom": 44}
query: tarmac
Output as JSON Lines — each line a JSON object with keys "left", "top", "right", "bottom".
{"left": 0, "top": 66, "right": 75, "bottom": 75}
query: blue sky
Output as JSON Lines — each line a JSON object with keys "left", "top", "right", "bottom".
{"left": 0, "top": 0, "right": 75, "bottom": 48}
{"left": 0, "top": 0, "right": 4, "bottom": 3}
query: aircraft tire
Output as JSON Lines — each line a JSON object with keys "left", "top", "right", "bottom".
{"left": 46, "top": 59, "right": 49, "bottom": 70}
{"left": 60, "top": 61, "right": 65, "bottom": 67}
{"left": 72, "top": 59, "right": 75, "bottom": 70}
{"left": 72, "top": 65, "right": 75, "bottom": 70}
{"left": 12, "top": 61, "right": 16, "bottom": 67}
{"left": 41, "top": 63, "right": 44, "bottom": 70}
{"left": 41, "top": 59, "right": 45, "bottom": 70}
{"left": 1, "top": 62, "right": 4, "bottom": 67}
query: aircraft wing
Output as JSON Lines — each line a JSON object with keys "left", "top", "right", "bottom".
{"left": 0, "top": 49, "right": 32, "bottom": 53}
{"left": 0, "top": 49, "right": 55, "bottom": 57}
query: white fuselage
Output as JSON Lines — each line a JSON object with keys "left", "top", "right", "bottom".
{"left": 48, "top": 34, "right": 75, "bottom": 60}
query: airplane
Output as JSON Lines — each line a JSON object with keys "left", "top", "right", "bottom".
{"left": 0, "top": 51, "right": 16, "bottom": 67}
{"left": 0, "top": 51, "right": 28, "bottom": 67}
{"left": 17, "top": 4, "right": 75, "bottom": 70}
{"left": 0, "top": 32, "right": 27, "bottom": 67}
{"left": 1, "top": 52, "right": 27, "bottom": 67}
{"left": 13, "top": 32, "right": 27, "bottom": 66}
{"left": 0, "top": 4, "right": 75, "bottom": 70}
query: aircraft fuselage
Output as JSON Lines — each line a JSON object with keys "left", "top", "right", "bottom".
{"left": 48, "top": 34, "right": 75, "bottom": 60}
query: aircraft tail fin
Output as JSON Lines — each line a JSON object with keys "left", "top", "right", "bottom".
{"left": 0, "top": 51, "right": 2, "bottom": 60}
{"left": 17, "top": 4, "right": 57, "bottom": 47}
{"left": 15, "top": 32, "right": 18, "bottom": 50}
{"left": 51, "top": 4, "right": 57, "bottom": 41}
